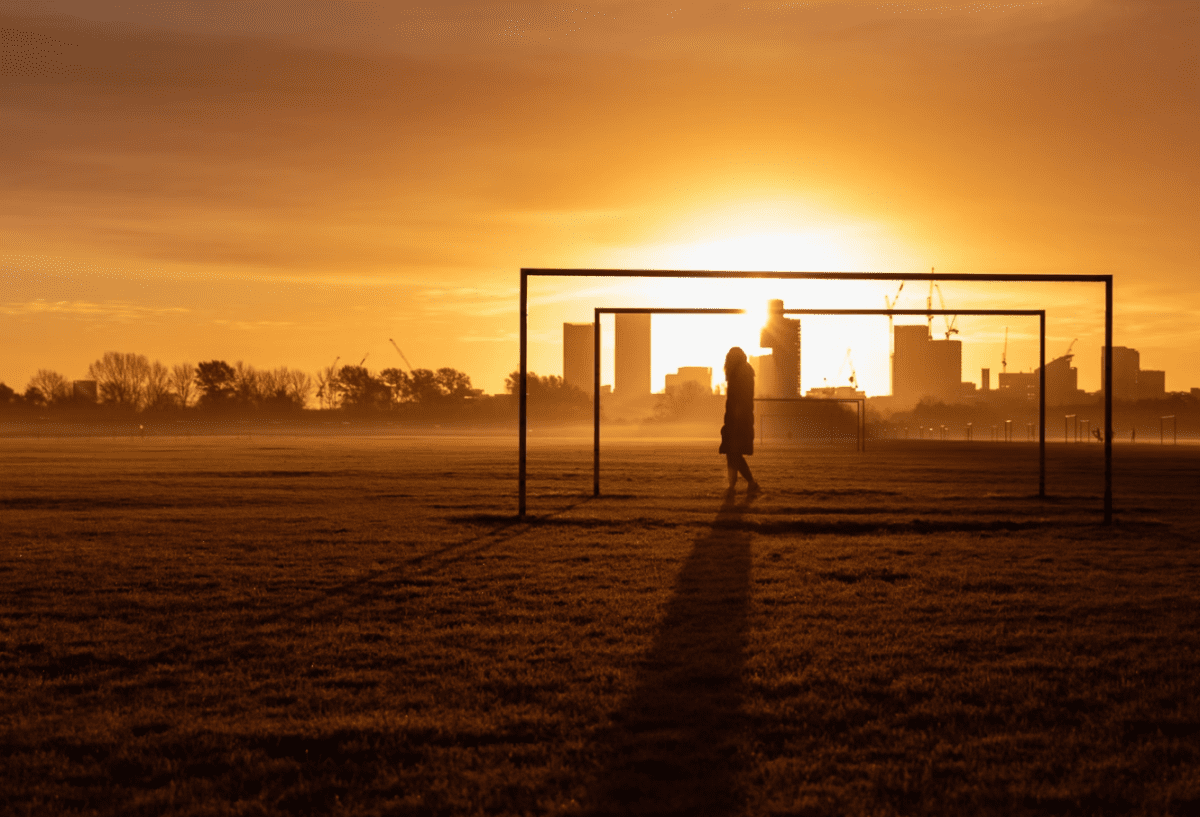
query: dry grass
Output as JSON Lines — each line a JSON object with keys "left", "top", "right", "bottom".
{"left": 1, "top": 435, "right": 1199, "bottom": 815}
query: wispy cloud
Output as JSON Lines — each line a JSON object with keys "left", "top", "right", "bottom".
{"left": 0, "top": 300, "right": 190, "bottom": 320}
{"left": 210, "top": 319, "right": 297, "bottom": 331}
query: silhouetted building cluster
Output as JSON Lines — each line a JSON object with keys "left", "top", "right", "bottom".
{"left": 888, "top": 326, "right": 1170, "bottom": 406}
{"left": 664, "top": 366, "right": 712, "bottom": 395}
{"left": 563, "top": 307, "right": 1176, "bottom": 414}
{"left": 892, "top": 325, "right": 973, "bottom": 404}
{"left": 806, "top": 385, "right": 866, "bottom": 399}
{"left": 562, "top": 314, "right": 652, "bottom": 404}
{"left": 996, "top": 354, "right": 1083, "bottom": 405}
{"left": 1101, "top": 346, "right": 1166, "bottom": 401}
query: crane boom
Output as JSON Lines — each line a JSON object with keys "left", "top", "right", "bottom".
{"left": 836, "top": 348, "right": 858, "bottom": 389}
{"left": 1002, "top": 327, "right": 1008, "bottom": 374}
{"left": 885, "top": 282, "right": 904, "bottom": 395}
{"left": 926, "top": 274, "right": 934, "bottom": 334}
{"left": 933, "top": 283, "right": 958, "bottom": 340}
{"left": 388, "top": 339, "right": 414, "bottom": 373}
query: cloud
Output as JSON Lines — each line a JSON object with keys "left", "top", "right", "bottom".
{"left": 0, "top": 299, "right": 190, "bottom": 320}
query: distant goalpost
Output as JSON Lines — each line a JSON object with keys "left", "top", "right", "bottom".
{"left": 589, "top": 307, "right": 1046, "bottom": 497}
{"left": 519, "top": 269, "right": 1115, "bottom": 523}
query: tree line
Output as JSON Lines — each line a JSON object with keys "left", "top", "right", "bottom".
{"left": 0, "top": 353, "right": 588, "bottom": 418}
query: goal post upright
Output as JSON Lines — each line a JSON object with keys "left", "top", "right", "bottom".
{"left": 1105, "top": 278, "right": 1113, "bottom": 524}
{"left": 1040, "top": 311, "right": 1046, "bottom": 499}
{"left": 519, "top": 269, "right": 1112, "bottom": 522}
{"left": 593, "top": 316, "right": 601, "bottom": 498}
{"left": 518, "top": 270, "right": 528, "bottom": 518}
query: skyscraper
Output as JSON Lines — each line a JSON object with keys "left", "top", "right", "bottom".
{"left": 1101, "top": 346, "right": 1140, "bottom": 400}
{"left": 562, "top": 323, "right": 594, "bottom": 397}
{"left": 759, "top": 299, "right": 800, "bottom": 397}
{"left": 892, "top": 324, "right": 962, "bottom": 403}
{"left": 1101, "top": 346, "right": 1166, "bottom": 400}
{"left": 615, "top": 313, "right": 651, "bottom": 397}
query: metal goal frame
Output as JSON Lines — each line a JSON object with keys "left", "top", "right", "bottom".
{"left": 587, "top": 307, "right": 1046, "bottom": 498}
{"left": 519, "top": 269, "right": 1114, "bottom": 522}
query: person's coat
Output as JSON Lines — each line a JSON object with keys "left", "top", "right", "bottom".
{"left": 719, "top": 360, "right": 755, "bottom": 455}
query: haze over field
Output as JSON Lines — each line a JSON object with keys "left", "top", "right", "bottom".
{"left": 2, "top": 0, "right": 1197, "bottom": 395}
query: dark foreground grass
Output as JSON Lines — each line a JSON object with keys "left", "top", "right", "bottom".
{"left": 2, "top": 436, "right": 1199, "bottom": 815}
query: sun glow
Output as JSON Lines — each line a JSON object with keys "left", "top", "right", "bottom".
{"left": 648, "top": 230, "right": 864, "bottom": 273}
{"left": 567, "top": 201, "right": 918, "bottom": 396}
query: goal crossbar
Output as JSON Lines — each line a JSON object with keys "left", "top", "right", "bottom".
{"left": 519, "top": 269, "right": 1114, "bottom": 522}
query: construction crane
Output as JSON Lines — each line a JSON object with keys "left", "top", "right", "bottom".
{"left": 926, "top": 273, "right": 934, "bottom": 334}
{"left": 836, "top": 348, "right": 858, "bottom": 389}
{"left": 884, "top": 282, "right": 904, "bottom": 395}
{"left": 1002, "top": 327, "right": 1008, "bottom": 374}
{"left": 933, "top": 283, "right": 958, "bottom": 340}
{"left": 388, "top": 339, "right": 414, "bottom": 373}
{"left": 1064, "top": 338, "right": 1077, "bottom": 358}
{"left": 884, "top": 281, "right": 905, "bottom": 340}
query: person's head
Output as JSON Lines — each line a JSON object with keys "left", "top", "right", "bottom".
{"left": 724, "top": 346, "right": 747, "bottom": 381}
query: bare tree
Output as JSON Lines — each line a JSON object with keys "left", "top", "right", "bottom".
{"left": 233, "top": 361, "right": 261, "bottom": 407}
{"left": 258, "top": 367, "right": 286, "bottom": 401}
{"left": 87, "top": 352, "right": 150, "bottom": 409}
{"left": 26, "top": 370, "right": 71, "bottom": 404}
{"left": 248, "top": 366, "right": 312, "bottom": 411}
{"left": 144, "top": 360, "right": 173, "bottom": 410}
{"left": 315, "top": 364, "right": 340, "bottom": 410}
{"left": 170, "top": 363, "right": 195, "bottom": 408}
{"left": 379, "top": 367, "right": 409, "bottom": 407}
{"left": 284, "top": 369, "right": 312, "bottom": 408}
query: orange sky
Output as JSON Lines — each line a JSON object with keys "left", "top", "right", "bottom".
{"left": 2, "top": 0, "right": 1197, "bottom": 397}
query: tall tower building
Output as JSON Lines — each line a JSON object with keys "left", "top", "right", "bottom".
{"left": 562, "top": 323, "right": 594, "bottom": 397}
{"left": 759, "top": 299, "right": 800, "bottom": 397}
{"left": 615, "top": 313, "right": 651, "bottom": 397}
{"left": 1101, "top": 346, "right": 1140, "bottom": 400}
{"left": 893, "top": 324, "right": 962, "bottom": 403}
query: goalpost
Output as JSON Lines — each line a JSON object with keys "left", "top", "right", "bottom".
{"left": 519, "top": 269, "right": 1115, "bottom": 523}
{"left": 589, "top": 307, "right": 1046, "bottom": 498}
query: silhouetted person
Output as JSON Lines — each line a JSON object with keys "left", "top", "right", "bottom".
{"left": 719, "top": 347, "right": 760, "bottom": 497}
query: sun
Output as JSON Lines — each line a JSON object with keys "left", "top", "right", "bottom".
{"left": 576, "top": 201, "right": 914, "bottom": 395}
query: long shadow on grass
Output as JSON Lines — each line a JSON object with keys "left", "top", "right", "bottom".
{"left": 244, "top": 495, "right": 600, "bottom": 628}
{"left": 584, "top": 495, "right": 752, "bottom": 816}
{"left": 134, "top": 496, "right": 599, "bottom": 667}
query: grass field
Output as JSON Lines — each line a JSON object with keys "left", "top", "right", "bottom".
{"left": 2, "top": 435, "right": 1199, "bottom": 815}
